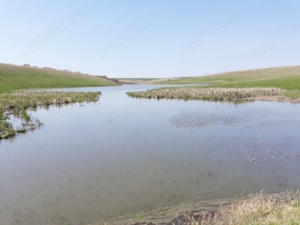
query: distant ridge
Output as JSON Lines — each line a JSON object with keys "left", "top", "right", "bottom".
{"left": 0, "top": 63, "right": 120, "bottom": 93}
{"left": 155, "top": 65, "right": 300, "bottom": 91}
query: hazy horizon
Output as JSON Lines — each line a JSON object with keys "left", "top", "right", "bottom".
{"left": 1, "top": 1, "right": 300, "bottom": 78}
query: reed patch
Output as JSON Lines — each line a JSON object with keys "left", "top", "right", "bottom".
{"left": 127, "top": 87, "right": 285, "bottom": 101}
{"left": 0, "top": 91, "right": 101, "bottom": 139}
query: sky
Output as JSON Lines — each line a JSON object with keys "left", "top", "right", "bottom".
{"left": 1, "top": 0, "right": 300, "bottom": 78}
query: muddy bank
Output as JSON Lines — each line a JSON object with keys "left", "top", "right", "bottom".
{"left": 250, "top": 95, "right": 300, "bottom": 103}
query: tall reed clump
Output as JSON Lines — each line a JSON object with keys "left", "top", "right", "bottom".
{"left": 127, "top": 87, "right": 285, "bottom": 101}
{"left": 0, "top": 91, "right": 101, "bottom": 139}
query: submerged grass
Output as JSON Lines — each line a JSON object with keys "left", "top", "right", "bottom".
{"left": 0, "top": 91, "right": 101, "bottom": 139}
{"left": 127, "top": 87, "right": 287, "bottom": 101}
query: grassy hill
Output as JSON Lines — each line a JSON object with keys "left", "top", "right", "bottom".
{"left": 0, "top": 63, "right": 119, "bottom": 93}
{"left": 118, "top": 78, "right": 158, "bottom": 84}
{"left": 158, "top": 66, "right": 300, "bottom": 91}
{"left": 118, "top": 78, "right": 158, "bottom": 81}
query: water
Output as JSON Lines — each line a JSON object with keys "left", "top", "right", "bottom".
{"left": 1, "top": 85, "right": 300, "bottom": 225}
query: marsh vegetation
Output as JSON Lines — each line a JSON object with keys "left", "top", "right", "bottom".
{"left": 213, "top": 192, "right": 300, "bottom": 225}
{"left": 0, "top": 91, "right": 101, "bottom": 139}
{"left": 129, "top": 66, "right": 300, "bottom": 103}
{"left": 127, "top": 192, "right": 300, "bottom": 225}
{"left": 127, "top": 87, "right": 293, "bottom": 101}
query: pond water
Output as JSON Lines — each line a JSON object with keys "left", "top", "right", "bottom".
{"left": 1, "top": 85, "right": 300, "bottom": 225}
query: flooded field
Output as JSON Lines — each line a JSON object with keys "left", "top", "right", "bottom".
{"left": 1, "top": 85, "right": 300, "bottom": 225}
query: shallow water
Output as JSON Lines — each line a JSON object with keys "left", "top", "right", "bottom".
{"left": 1, "top": 85, "right": 300, "bottom": 225}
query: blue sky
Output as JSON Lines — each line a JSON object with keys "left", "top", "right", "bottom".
{"left": 1, "top": 0, "right": 300, "bottom": 78}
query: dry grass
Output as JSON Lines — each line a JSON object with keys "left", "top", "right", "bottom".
{"left": 127, "top": 87, "right": 285, "bottom": 101}
{"left": 0, "top": 91, "right": 101, "bottom": 139}
{"left": 196, "top": 191, "right": 300, "bottom": 225}
{"left": 125, "top": 192, "right": 300, "bottom": 225}
{"left": 0, "top": 91, "right": 101, "bottom": 111}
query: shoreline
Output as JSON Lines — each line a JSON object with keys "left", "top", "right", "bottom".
{"left": 91, "top": 191, "right": 300, "bottom": 225}
{"left": 250, "top": 95, "right": 300, "bottom": 103}
{"left": 0, "top": 91, "right": 101, "bottom": 139}
{"left": 91, "top": 196, "right": 233, "bottom": 225}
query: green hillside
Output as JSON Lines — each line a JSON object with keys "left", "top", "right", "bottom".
{"left": 159, "top": 66, "right": 300, "bottom": 91}
{"left": 0, "top": 63, "right": 119, "bottom": 93}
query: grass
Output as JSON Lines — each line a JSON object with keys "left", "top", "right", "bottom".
{"left": 194, "top": 191, "right": 300, "bottom": 225}
{"left": 127, "top": 66, "right": 300, "bottom": 102}
{"left": 0, "top": 63, "right": 117, "bottom": 139}
{"left": 118, "top": 78, "right": 158, "bottom": 81}
{"left": 0, "top": 110, "right": 15, "bottom": 139}
{"left": 158, "top": 65, "right": 300, "bottom": 91}
{"left": 0, "top": 91, "right": 101, "bottom": 140}
{"left": 127, "top": 87, "right": 291, "bottom": 101}
{"left": 95, "top": 191, "right": 300, "bottom": 225}
{"left": 0, "top": 63, "right": 119, "bottom": 93}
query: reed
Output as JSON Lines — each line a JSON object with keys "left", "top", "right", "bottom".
{"left": 196, "top": 191, "right": 300, "bottom": 225}
{"left": 127, "top": 87, "right": 285, "bottom": 101}
{"left": 0, "top": 91, "right": 101, "bottom": 139}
